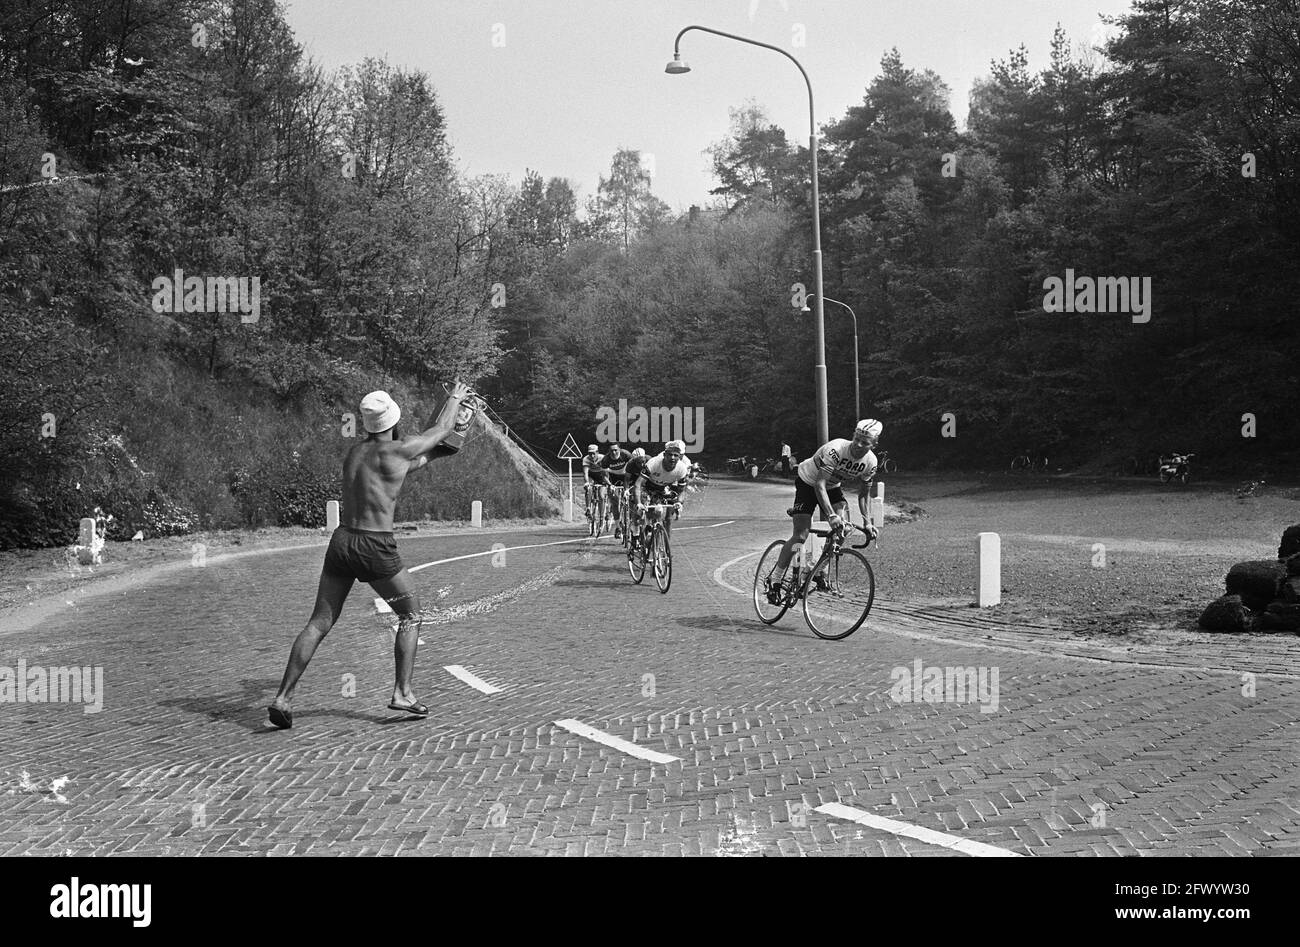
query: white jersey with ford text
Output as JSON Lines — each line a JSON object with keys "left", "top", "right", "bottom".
{"left": 797, "top": 438, "right": 877, "bottom": 488}
{"left": 640, "top": 452, "right": 693, "bottom": 489}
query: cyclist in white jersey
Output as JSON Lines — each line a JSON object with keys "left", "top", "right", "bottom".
{"left": 634, "top": 439, "right": 693, "bottom": 540}
{"left": 770, "top": 419, "right": 882, "bottom": 582}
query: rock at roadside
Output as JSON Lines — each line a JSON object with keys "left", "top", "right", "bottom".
{"left": 1284, "top": 577, "right": 1300, "bottom": 603}
{"left": 1280, "top": 524, "right": 1300, "bottom": 560}
{"left": 1286, "top": 552, "right": 1300, "bottom": 576}
{"left": 1258, "top": 602, "right": 1300, "bottom": 632}
{"left": 1198, "top": 595, "right": 1257, "bottom": 632}
{"left": 1225, "top": 560, "right": 1288, "bottom": 602}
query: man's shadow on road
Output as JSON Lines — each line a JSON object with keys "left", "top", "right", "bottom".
{"left": 156, "top": 678, "right": 418, "bottom": 733}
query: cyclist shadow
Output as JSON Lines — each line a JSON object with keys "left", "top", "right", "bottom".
{"left": 674, "top": 613, "right": 818, "bottom": 641}
{"left": 551, "top": 578, "right": 626, "bottom": 589}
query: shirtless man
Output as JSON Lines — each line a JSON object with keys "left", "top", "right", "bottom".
{"left": 267, "top": 382, "right": 472, "bottom": 729}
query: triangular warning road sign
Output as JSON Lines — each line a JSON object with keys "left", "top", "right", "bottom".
{"left": 557, "top": 433, "right": 583, "bottom": 460}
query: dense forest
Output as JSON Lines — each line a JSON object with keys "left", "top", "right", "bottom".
{"left": 2, "top": 0, "right": 1298, "bottom": 549}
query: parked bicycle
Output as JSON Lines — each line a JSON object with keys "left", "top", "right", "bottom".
{"left": 1010, "top": 450, "right": 1049, "bottom": 473}
{"left": 876, "top": 450, "right": 896, "bottom": 475}
{"left": 627, "top": 501, "right": 680, "bottom": 593}
{"left": 752, "top": 513, "right": 876, "bottom": 639}
{"left": 1158, "top": 452, "right": 1194, "bottom": 484}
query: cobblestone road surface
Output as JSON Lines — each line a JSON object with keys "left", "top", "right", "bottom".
{"left": 1, "top": 480, "right": 1297, "bottom": 856}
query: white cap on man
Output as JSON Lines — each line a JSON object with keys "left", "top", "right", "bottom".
{"left": 360, "top": 391, "right": 401, "bottom": 434}
{"left": 855, "top": 419, "right": 883, "bottom": 439}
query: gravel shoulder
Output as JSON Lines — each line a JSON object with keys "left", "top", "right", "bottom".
{"left": 872, "top": 474, "right": 1300, "bottom": 648}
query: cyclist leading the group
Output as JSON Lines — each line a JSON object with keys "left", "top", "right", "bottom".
{"left": 600, "top": 443, "right": 634, "bottom": 537}
{"left": 769, "top": 419, "right": 883, "bottom": 587}
{"left": 582, "top": 443, "right": 609, "bottom": 513}
{"left": 632, "top": 440, "right": 694, "bottom": 540}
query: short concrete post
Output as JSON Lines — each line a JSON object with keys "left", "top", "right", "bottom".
{"left": 563, "top": 498, "right": 574, "bottom": 522}
{"left": 471, "top": 500, "right": 483, "bottom": 528}
{"left": 869, "top": 481, "right": 885, "bottom": 530}
{"left": 76, "top": 517, "right": 102, "bottom": 565}
{"left": 976, "top": 532, "right": 1001, "bottom": 607}
{"left": 326, "top": 500, "right": 340, "bottom": 531}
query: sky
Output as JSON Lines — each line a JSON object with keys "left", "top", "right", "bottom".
{"left": 282, "top": 0, "right": 1138, "bottom": 212}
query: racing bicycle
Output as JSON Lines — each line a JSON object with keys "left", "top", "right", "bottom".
{"left": 627, "top": 501, "right": 680, "bottom": 593}
{"left": 752, "top": 513, "right": 876, "bottom": 639}
{"left": 584, "top": 481, "right": 610, "bottom": 537}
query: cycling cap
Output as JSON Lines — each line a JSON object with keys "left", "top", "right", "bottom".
{"left": 854, "top": 419, "right": 883, "bottom": 438}
{"left": 632, "top": 447, "right": 646, "bottom": 458}
{"left": 664, "top": 440, "right": 685, "bottom": 453}
{"left": 587, "top": 444, "right": 599, "bottom": 452}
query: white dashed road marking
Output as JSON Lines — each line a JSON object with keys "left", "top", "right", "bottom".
{"left": 815, "top": 803, "right": 1023, "bottom": 857}
{"left": 553, "top": 719, "right": 681, "bottom": 764}
{"left": 444, "top": 665, "right": 503, "bottom": 695}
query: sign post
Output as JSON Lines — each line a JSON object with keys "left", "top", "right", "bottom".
{"left": 557, "top": 434, "right": 582, "bottom": 523}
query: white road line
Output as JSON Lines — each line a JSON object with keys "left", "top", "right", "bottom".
{"left": 712, "top": 549, "right": 764, "bottom": 595}
{"left": 408, "top": 535, "right": 594, "bottom": 573}
{"left": 553, "top": 719, "right": 681, "bottom": 764}
{"left": 815, "top": 803, "right": 1023, "bottom": 857}
{"left": 444, "top": 665, "right": 503, "bottom": 695}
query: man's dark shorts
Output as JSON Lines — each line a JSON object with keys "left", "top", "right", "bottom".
{"left": 324, "top": 526, "right": 404, "bottom": 583}
{"left": 791, "top": 476, "right": 845, "bottom": 516}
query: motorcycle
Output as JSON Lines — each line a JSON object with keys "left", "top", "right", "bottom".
{"left": 1158, "top": 452, "right": 1194, "bottom": 484}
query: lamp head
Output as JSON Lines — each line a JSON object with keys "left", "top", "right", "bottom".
{"left": 665, "top": 55, "right": 691, "bottom": 75}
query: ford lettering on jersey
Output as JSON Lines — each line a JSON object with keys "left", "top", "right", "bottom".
{"left": 797, "top": 438, "right": 877, "bottom": 487}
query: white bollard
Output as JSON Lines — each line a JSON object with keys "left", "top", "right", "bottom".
{"left": 869, "top": 481, "right": 885, "bottom": 530}
{"left": 976, "top": 532, "right": 1001, "bottom": 607}
{"left": 471, "top": 500, "right": 483, "bottom": 528}
{"left": 76, "top": 517, "right": 101, "bottom": 565}
{"left": 325, "top": 500, "right": 340, "bottom": 531}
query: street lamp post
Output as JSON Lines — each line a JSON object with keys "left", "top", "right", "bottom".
{"left": 666, "top": 25, "right": 829, "bottom": 445}
{"left": 819, "top": 296, "right": 859, "bottom": 421}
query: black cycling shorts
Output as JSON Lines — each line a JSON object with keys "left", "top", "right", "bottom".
{"left": 323, "top": 526, "right": 404, "bottom": 583}
{"left": 791, "top": 477, "right": 845, "bottom": 516}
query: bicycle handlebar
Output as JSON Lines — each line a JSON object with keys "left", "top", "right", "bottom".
{"left": 809, "top": 520, "right": 874, "bottom": 549}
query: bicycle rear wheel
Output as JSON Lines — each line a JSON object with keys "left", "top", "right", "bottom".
{"left": 651, "top": 526, "right": 671, "bottom": 593}
{"left": 802, "top": 549, "right": 875, "bottom": 640}
{"left": 752, "top": 540, "right": 796, "bottom": 624}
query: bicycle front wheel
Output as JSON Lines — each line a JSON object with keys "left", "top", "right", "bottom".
{"left": 628, "top": 531, "right": 647, "bottom": 583}
{"left": 802, "top": 549, "right": 875, "bottom": 640}
{"left": 652, "top": 527, "right": 672, "bottom": 593}
{"left": 752, "top": 540, "right": 793, "bottom": 624}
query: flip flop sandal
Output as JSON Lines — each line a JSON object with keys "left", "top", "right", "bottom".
{"left": 267, "top": 705, "right": 292, "bottom": 729}
{"left": 386, "top": 701, "right": 429, "bottom": 717}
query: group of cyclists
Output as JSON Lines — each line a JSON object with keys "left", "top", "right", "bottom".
{"left": 578, "top": 417, "right": 886, "bottom": 598}
{"left": 581, "top": 439, "right": 701, "bottom": 545}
